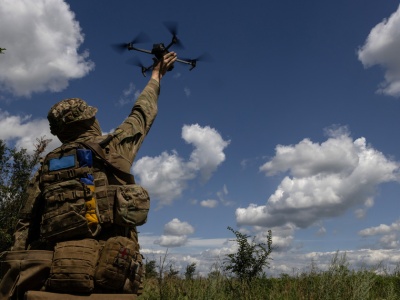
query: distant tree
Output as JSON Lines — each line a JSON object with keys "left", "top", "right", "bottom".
{"left": 144, "top": 259, "right": 158, "bottom": 279}
{"left": 224, "top": 226, "right": 272, "bottom": 282}
{"left": 184, "top": 262, "right": 197, "bottom": 280}
{"left": 166, "top": 264, "right": 179, "bottom": 278}
{"left": 0, "top": 138, "right": 50, "bottom": 251}
{"left": 208, "top": 261, "right": 223, "bottom": 279}
{"left": 208, "top": 270, "right": 222, "bottom": 280}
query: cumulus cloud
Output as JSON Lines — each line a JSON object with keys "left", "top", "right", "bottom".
{"left": 133, "top": 124, "right": 229, "bottom": 206}
{"left": 183, "top": 124, "right": 230, "bottom": 181}
{"left": 133, "top": 151, "right": 195, "bottom": 205}
{"left": 200, "top": 199, "right": 218, "bottom": 208}
{"left": 155, "top": 218, "right": 195, "bottom": 248}
{"left": 358, "top": 5, "right": 400, "bottom": 97}
{"left": 0, "top": 110, "right": 60, "bottom": 152}
{"left": 359, "top": 219, "right": 400, "bottom": 249}
{"left": 164, "top": 218, "right": 195, "bottom": 236}
{"left": 140, "top": 227, "right": 400, "bottom": 277}
{"left": 155, "top": 235, "right": 189, "bottom": 248}
{"left": 304, "top": 249, "right": 400, "bottom": 271}
{"left": 0, "top": 0, "right": 94, "bottom": 97}
{"left": 197, "top": 185, "right": 231, "bottom": 208}
{"left": 236, "top": 127, "right": 400, "bottom": 230}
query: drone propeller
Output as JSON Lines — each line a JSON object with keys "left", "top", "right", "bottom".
{"left": 190, "top": 53, "right": 213, "bottom": 63}
{"left": 180, "top": 52, "right": 213, "bottom": 70}
{"left": 113, "top": 23, "right": 209, "bottom": 75}
{"left": 112, "top": 32, "right": 150, "bottom": 53}
{"left": 163, "top": 21, "right": 185, "bottom": 50}
{"left": 127, "top": 57, "right": 152, "bottom": 77}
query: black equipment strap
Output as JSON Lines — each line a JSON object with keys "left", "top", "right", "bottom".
{"left": 80, "top": 140, "right": 135, "bottom": 184}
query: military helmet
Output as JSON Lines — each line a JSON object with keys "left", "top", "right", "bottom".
{"left": 47, "top": 98, "right": 98, "bottom": 135}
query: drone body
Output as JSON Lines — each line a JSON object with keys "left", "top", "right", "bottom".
{"left": 0, "top": 48, "right": 5, "bottom": 54}
{"left": 114, "top": 23, "right": 208, "bottom": 76}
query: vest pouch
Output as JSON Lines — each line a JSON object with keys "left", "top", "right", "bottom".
{"left": 46, "top": 239, "right": 100, "bottom": 294}
{"left": 0, "top": 250, "right": 53, "bottom": 300}
{"left": 41, "top": 179, "right": 100, "bottom": 242}
{"left": 94, "top": 236, "right": 137, "bottom": 291}
{"left": 114, "top": 184, "right": 150, "bottom": 227}
{"left": 122, "top": 251, "right": 144, "bottom": 295}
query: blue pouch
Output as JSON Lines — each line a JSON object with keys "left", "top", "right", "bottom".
{"left": 49, "top": 155, "right": 75, "bottom": 171}
{"left": 77, "top": 149, "right": 93, "bottom": 167}
{"left": 80, "top": 174, "right": 94, "bottom": 185}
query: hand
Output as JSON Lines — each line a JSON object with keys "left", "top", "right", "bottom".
{"left": 151, "top": 52, "right": 178, "bottom": 82}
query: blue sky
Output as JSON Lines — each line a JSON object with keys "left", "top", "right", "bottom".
{"left": 2, "top": 0, "right": 400, "bottom": 276}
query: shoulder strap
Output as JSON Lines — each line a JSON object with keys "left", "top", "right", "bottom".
{"left": 80, "top": 140, "right": 135, "bottom": 184}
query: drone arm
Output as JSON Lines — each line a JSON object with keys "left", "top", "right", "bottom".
{"left": 127, "top": 45, "right": 153, "bottom": 55}
{"left": 176, "top": 58, "right": 197, "bottom": 70}
{"left": 176, "top": 58, "right": 191, "bottom": 64}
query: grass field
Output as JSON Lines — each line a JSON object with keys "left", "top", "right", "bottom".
{"left": 140, "top": 252, "right": 400, "bottom": 300}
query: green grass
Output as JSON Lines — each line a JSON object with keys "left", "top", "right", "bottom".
{"left": 139, "top": 253, "right": 400, "bottom": 300}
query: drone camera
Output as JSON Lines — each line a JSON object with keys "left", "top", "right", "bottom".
{"left": 151, "top": 43, "right": 168, "bottom": 59}
{"left": 151, "top": 43, "right": 174, "bottom": 71}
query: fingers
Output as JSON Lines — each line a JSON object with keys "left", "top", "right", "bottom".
{"left": 151, "top": 52, "right": 178, "bottom": 82}
{"left": 163, "top": 52, "right": 177, "bottom": 67}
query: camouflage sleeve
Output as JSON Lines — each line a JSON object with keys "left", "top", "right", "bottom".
{"left": 11, "top": 170, "right": 42, "bottom": 251}
{"left": 112, "top": 78, "right": 160, "bottom": 164}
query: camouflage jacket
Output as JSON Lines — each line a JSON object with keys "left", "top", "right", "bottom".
{"left": 12, "top": 79, "right": 160, "bottom": 251}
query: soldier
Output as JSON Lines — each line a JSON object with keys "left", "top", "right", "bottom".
{"left": 0, "top": 52, "right": 177, "bottom": 300}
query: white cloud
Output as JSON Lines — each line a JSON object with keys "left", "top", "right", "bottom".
{"left": 359, "top": 223, "right": 398, "bottom": 236}
{"left": 254, "top": 224, "right": 295, "bottom": 252}
{"left": 316, "top": 226, "right": 327, "bottom": 237}
{"left": 133, "top": 151, "right": 195, "bottom": 205}
{"left": 164, "top": 218, "right": 195, "bottom": 236}
{"left": 140, "top": 229, "right": 400, "bottom": 277}
{"left": 260, "top": 127, "right": 359, "bottom": 178}
{"left": 358, "top": 5, "right": 400, "bottom": 97}
{"left": 359, "top": 219, "right": 400, "bottom": 249}
{"left": 236, "top": 127, "right": 399, "bottom": 230}
{"left": 200, "top": 199, "right": 218, "bottom": 208}
{"left": 0, "top": 0, "right": 94, "bottom": 97}
{"left": 304, "top": 249, "right": 400, "bottom": 271}
{"left": 133, "top": 124, "right": 229, "bottom": 206}
{"left": 154, "top": 218, "right": 195, "bottom": 248}
{"left": 184, "top": 87, "right": 191, "bottom": 97}
{"left": 117, "top": 83, "right": 140, "bottom": 106}
{"left": 217, "top": 184, "right": 233, "bottom": 206}
{"left": 155, "top": 235, "right": 189, "bottom": 248}
{"left": 0, "top": 110, "right": 60, "bottom": 152}
{"left": 197, "top": 185, "right": 231, "bottom": 208}
{"left": 183, "top": 124, "right": 230, "bottom": 181}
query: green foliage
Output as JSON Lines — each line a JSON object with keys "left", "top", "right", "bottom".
{"left": 145, "top": 260, "right": 158, "bottom": 279}
{"left": 0, "top": 138, "right": 50, "bottom": 251}
{"left": 140, "top": 252, "right": 400, "bottom": 300}
{"left": 167, "top": 264, "right": 180, "bottom": 278}
{"left": 223, "top": 226, "right": 272, "bottom": 282}
{"left": 184, "top": 262, "right": 197, "bottom": 280}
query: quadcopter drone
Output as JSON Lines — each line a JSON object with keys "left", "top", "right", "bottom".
{"left": 0, "top": 48, "right": 5, "bottom": 54}
{"left": 113, "top": 22, "right": 209, "bottom": 76}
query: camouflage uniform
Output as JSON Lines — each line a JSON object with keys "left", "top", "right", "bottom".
{"left": 1, "top": 78, "right": 160, "bottom": 300}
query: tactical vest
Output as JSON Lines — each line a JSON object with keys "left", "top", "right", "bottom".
{"left": 39, "top": 135, "right": 150, "bottom": 242}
